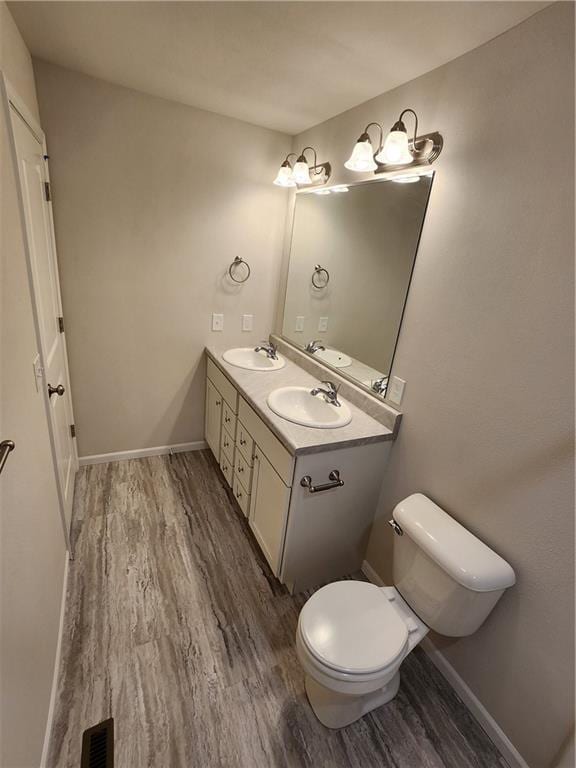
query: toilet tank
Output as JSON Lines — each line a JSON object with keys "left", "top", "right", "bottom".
{"left": 392, "top": 494, "right": 516, "bottom": 637}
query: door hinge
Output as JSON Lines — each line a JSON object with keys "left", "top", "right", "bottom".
{"left": 70, "top": 424, "right": 76, "bottom": 438}
{"left": 44, "top": 181, "right": 51, "bottom": 202}
{"left": 58, "top": 316, "right": 64, "bottom": 333}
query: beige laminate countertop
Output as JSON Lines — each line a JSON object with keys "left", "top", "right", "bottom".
{"left": 206, "top": 346, "right": 394, "bottom": 456}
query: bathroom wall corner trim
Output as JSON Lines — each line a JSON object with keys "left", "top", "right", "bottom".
{"left": 40, "top": 551, "right": 69, "bottom": 768}
{"left": 361, "top": 562, "right": 529, "bottom": 768}
{"left": 78, "top": 441, "right": 207, "bottom": 466}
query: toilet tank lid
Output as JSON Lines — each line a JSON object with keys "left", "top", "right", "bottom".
{"left": 393, "top": 494, "right": 516, "bottom": 593}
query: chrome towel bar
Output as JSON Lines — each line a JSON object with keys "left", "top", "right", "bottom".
{"left": 300, "top": 470, "right": 344, "bottom": 494}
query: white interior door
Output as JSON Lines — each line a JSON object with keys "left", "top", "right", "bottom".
{"left": 9, "top": 101, "right": 77, "bottom": 545}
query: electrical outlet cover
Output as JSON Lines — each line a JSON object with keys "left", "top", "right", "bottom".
{"left": 318, "top": 316, "right": 328, "bottom": 332}
{"left": 295, "top": 316, "right": 305, "bottom": 332}
{"left": 242, "top": 314, "right": 253, "bottom": 332}
{"left": 388, "top": 376, "right": 406, "bottom": 406}
{"left": 211, "top": 313, "right": 224, "bottom": 331}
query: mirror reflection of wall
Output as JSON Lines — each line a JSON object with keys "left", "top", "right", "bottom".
{"left": 281, "top": 175, "right": 433, "bottom": 395}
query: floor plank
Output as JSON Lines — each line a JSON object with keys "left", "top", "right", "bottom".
{"left": 48, "top": 450, "right": 504, "bottom": 768}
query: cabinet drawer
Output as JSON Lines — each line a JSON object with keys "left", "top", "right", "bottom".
{"left": 222, "top": 400, "right": 237, "bottom": 437}
{"left": 232, "top": 475, "right": 250, "bottom": 517}
{"left": 239, "top": 397, "right": 294, "bottom": 486}
{"left": 219, "top": 453, "right": 233, "bottom": 488}
{"left": 236, "top": 421, "right": 254, "bottom": 466}
{"left": 220, "top": 426, "right": 235, "bottom": 465}
{"left": 207, "top": 358, "right": 238, "bottom": 414}
{"left": 234, "top": 450, "right": 252, "bottom": 493}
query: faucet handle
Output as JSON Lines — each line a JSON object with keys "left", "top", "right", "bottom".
{"left": 321, "top": 380, "right": 339, "bottom": 393}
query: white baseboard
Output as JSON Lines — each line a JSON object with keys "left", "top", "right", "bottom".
{"left": 361, "top": 560, "right": 527, "bottom": 768}
{"left": 40, "top": 551, "right": 69, "bottom": 768}
{"left": 420, "top": 638, "right": 528, "bottom": 768}
{"left": 79, "top": 440, "right": 207, "bottom": 466}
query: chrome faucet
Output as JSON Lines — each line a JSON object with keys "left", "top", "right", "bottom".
{"left": 305, "top": 339, "right": 326, "bottom": 354}
{"left": 371, "top": 376, "right": 388, "bottom": 396}
{"left": 310, "top": 380, "right": 341, "bottom": 407}
{"left": 254, "top": 340, "right": 278, "bottom": 360}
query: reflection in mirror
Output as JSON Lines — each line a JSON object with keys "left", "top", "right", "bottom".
{"left": 281, "top": 174, "right": 433, "bottom": 398}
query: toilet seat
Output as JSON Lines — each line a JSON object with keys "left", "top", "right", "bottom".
{"left": 298, "top": 581, "right": 409, "bottom": 678}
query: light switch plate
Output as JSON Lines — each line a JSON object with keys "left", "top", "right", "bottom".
{"left": 388, "top": 376, "right": 406, "bottom": 406}
{"left": 318, "top": 316, "right": 328, "bottom": 332}
{"left": 211, "top": 313, "right": 224, "bottom": 331}
{"left": 295, "top": 316, "right": 305, "bottom": 332}
{"left": 242, "top": 314, "right": 253, "bottom": 332}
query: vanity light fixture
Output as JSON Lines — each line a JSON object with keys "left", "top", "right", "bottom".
{"left": 273, "top": 147, "right": 331, "bottom": 188}
{"left": 273, "top": 154, "right": 298, "bottom": 187}
{"left": 344, "top": 109, "right": 443, "bottom": 175}
{"left": 344, "top": 123, "right": 382, "bottom": 172}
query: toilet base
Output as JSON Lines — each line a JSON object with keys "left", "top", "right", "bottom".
{"left": 304, "top": 671, "right": 401, "bottom": 729}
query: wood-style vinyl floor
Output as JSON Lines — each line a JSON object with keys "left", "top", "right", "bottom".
{"left": 48, "top": 450, "right": 505, "bottom": 768}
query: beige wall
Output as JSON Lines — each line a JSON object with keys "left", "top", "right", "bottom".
{"left": 33, "top": 60, "right": 291, "bottom": 458}
{"left": 0, "top": 3, "right": 66, "bottom": 766}
{"left": 293, "top": 4, "right": 574, "bottom": 767}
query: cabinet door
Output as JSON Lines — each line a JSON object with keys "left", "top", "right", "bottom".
{"left": 249, "top": 447, "right": 291, "bottom": 576}
{"left": 205, "top": 378, "right": 222, "bottom": 459}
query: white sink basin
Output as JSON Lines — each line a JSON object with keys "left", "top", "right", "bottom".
{"left": 222, "top": 348, "right": 285, "bottom": 371}
{"left": 267, "top": 386, "right": 352, "bottom": 429}
{"left": 314, "top": 348, "right": 352, "bottom": 368}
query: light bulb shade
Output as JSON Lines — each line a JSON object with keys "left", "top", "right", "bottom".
{"left": 292, "top": 160, "right": 312, "bottom": 185}
{"left": 344, "top": 138, "right": 377, "bottom": 172}
{"left": 376, "top": 129, "right": 413, "bottom": 165}
{"left": 273, "top": 163, "right": 296, "bottom": 187}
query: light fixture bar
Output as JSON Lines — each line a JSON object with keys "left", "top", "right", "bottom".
{"left": 373, "top": 131, "right": 443, "bottom": 174}
{"left": 273, "top": 147, "right": 331, "bottom": 188}
{"left": 345, "top": 108, "right": 443, "bottom": 175}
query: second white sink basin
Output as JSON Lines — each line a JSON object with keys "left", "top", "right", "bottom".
{"left": 223, "top": 348, "right": 285, "bottom": 371}
{"left": 314, "top": 347, "right": 352, "bottom": 368}
{"left": 267, "top": 386, "right": 352, "bottom": 429}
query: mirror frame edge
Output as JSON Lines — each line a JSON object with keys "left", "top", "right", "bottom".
{"left": 275, "top": 171, "right": 436, "bottom": 408}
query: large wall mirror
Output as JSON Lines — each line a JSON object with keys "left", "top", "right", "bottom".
{"left": 280, "top": 174, "right": 434, "bottom": 399}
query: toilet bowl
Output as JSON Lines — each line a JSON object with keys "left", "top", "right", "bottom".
{"left": 296, "top": 581, "right": 428, "bottom": 728}
{"left": 296, "top": 493, "right": 516, "bottom": 729}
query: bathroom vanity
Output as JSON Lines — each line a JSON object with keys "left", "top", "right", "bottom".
{"left": 205, "top": 348, "right": 394, "bottom": 593}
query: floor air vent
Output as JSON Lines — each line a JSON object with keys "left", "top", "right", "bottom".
{"left": 81, "top": 718, "right": 114, "bottom": 768}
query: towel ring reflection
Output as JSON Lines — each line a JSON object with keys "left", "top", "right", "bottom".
{"left": 311, "top": 264, "right": 330, "bottom": 289}
{"left": 228, "top": 256, "right": 251, "bottom": 284}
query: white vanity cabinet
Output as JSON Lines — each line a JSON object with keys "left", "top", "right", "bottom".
{"left": 250, "top": 447, "right": 292, "bottom": 573}
{"left": 205, "top": 355, "right": 390, "bottom": 593}
{"left": 204, "top": 378, "right": 222, "bottom": 457}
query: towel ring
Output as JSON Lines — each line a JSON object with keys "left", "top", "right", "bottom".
{"left": 311, "top": 264, "right": 330, "bottom": 289}
{"left": 228, "top": 256, "right": 251, "bottom": 284}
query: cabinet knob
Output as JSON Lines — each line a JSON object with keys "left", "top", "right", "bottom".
{"left": 240, "top": 438, "right": 246, "bottom": 446}
{"left": 216, "top": 400, "right": 222, "bottom": 406}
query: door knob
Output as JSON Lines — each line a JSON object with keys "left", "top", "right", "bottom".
{"left": 48, "top": 383, "right": 65, "bottom": 398}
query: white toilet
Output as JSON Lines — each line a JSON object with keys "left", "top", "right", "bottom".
{"left": 296, "top": 493, "right": 516, "bottom": 728}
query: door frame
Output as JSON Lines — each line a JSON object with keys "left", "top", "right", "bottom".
{"left": 1, "top": 73, "right": 78, "bottom": 555}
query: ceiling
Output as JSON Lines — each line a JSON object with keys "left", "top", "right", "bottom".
{"left": 10, "top": 1, "right": 550, "bottom": 135}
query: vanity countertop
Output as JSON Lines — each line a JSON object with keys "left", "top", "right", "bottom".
{"left": 206, "top": 346, "right": 394, "bottom": 456}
